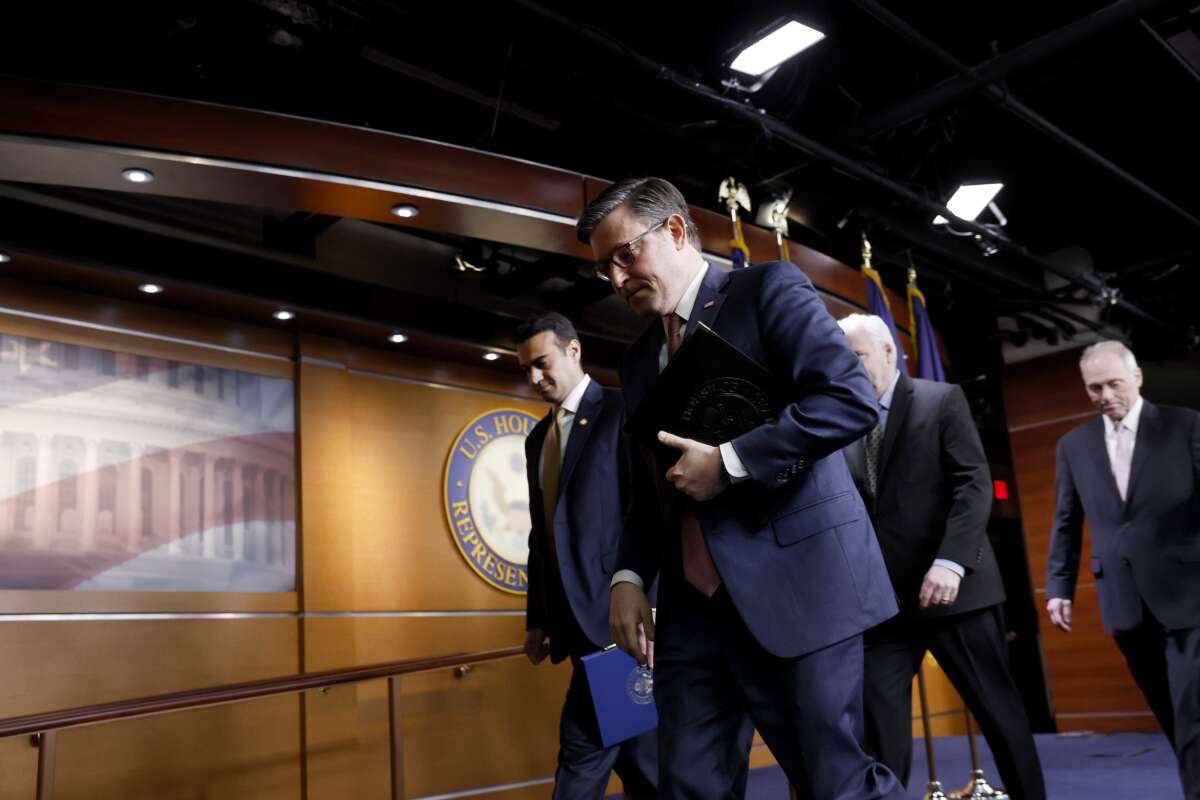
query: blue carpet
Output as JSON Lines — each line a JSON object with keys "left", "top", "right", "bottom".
{"left": 740, "top": 731, "right": 1182, "bottom": 799}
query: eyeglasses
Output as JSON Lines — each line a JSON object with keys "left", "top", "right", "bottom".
{"left": 593, "top": 219, "right": 668, "bottom": 282}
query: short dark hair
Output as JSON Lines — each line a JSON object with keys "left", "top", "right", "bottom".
{"left": 513, "top": 312, "right": 579, "bottom": 348}
{"left": 576, "top": 177, "right": 701, "bottom": 249}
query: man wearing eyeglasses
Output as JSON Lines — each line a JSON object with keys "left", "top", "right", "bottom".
{"left": 578, "top": 177, "right": 906, "bottom": 799}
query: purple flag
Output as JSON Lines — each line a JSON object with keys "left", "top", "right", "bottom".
{"left": 863, "top": 267, "right": 909, "bottom": 376}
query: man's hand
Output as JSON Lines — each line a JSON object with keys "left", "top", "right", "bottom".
{"left": 611, "top": 582, "right": 655, "bottom": 667}
{"left": 918, "top": 564, "right": 962, "bottom": 610}
{"left": 523, "top": 628, "right": 548, "bottom": 665}
{"left": 659, "top": 431, "right": 727, "bottom": 502}
{"left": 1047, "top": 597, "right": 1073, "bottom": 633}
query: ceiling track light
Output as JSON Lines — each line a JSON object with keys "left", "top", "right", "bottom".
{"left": 273, "top": 309, "right": 295, "bottom": 321}
{"left": 482, "top": 352, "right": 500, "bottom": 361}
{"left": 121, "top": 168, "right": 155, "bottom": 184}
{"left": 138, "top": 283, "right": 164, "bottom": 294}
{"left": 0, "top": 252, "right": 10, "bottom": 263}
{"left": 388, "top": 332, "right": 408, "bottom": 344}
{"left": 933, "top": 183, "right": 1004, "bottom": 226}
{"left": 730, "top": 20, "right": 825, "bottom": 78}
{"left": 390, "top": 203, "right": 419, "bottom": 219}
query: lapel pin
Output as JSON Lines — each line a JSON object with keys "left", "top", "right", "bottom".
{"left": 703, "top": 300, "right": 716, "bottom": 309}
{"left": 579, "top": 418, "right": 589, "bottom": 426}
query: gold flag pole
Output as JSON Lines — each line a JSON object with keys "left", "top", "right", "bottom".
{"left": 718, "top": 177, "right": 751, "bottom": 266}
{"left": 764, "top": 190, "right": 792, "bottom": 262}
{"left": 948, "top": 709, "right": 1008, "bottom": 799}
{"left": 918, "top": 663, "right": 949, "bottom": 800}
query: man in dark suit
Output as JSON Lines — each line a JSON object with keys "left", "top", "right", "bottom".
{"left": 577, "top": 177, "right": 907, "bottom": 800}
{"left": 1046, "top": 340, "right": 1200, "bottom": 799}
{"left": 838, "top": 313, "right": 1045, "bottom": 800}
{"left": 515, "top": 312, "right": 657, "bottom": 799}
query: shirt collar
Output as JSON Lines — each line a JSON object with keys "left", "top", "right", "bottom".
{"left": 1104, "top": 395, "right": 1143, "bottom": 436}
{"left": 878, "top": 369, "right": 901, "bottom": 411}
{"left": 559, "top": 373, "right": 591, "bottom": 415}
{"left": 672, "top": 263, "right": 709, "bottom": 324}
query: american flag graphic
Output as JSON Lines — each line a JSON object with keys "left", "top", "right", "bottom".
{"left": 0, "top": 334, "right": 296, "bottom": 592}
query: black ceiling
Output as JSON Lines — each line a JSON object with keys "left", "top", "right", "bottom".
{"left": 1, "top": 0, "right": 1198, "bottom": 366}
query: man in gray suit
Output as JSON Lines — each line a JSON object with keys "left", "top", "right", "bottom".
{"left": 1046, "top": 340, "right": 1200, "bottom": 799}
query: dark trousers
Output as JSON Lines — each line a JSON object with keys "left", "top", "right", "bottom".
{"left": 862, "top": 606, "right": 1045, "bottom": 800}
{"left": 554, "top": 658, "right": 658, "bottom": 799}
{"left": 1115, "top": 610, "right": 1200, "bottom": 800}
{"left": 655, "top": 578, "right": 907, "bottom": 800}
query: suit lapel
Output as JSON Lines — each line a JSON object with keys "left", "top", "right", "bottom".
{"left": 878, "top": 372, "right": 912, "bottom": 481}
{"left": 1124, "top": 401, "right": 1156, "bottom": 505}
{"left": 526, "top": 415, "right": 550, "bottom": 523}
{"left": 685, "top": 264, "right": 730, "bottom": 342}
{"left": 1085, "top": 417, "right": 1123, "bottom": 504}
{"left": 558, "top": 379, "right": 604, "bottom": 493}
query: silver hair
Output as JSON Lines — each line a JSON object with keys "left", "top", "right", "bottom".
{"left": 1080, "top": 340, "right": 1139, "bottom": 372}
{"left": 838, "top": 313, "right": 894, "bottom": 352}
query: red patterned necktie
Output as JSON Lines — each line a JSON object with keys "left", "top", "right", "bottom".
{"left": 664, "top": 313, "right": 721, "bottom": 597}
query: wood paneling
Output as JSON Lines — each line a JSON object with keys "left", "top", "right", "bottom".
{"left": 0, "top": 735, "right": 37, "bottom": 800}
{"left": 303, "top": 616, "right": 567, "bottom": 800}
{"left": 1003, "top": 349, "right": 1092, "bottom": 431}
{"left": 0, "top": 591, "right": 296, "bottom": 614}
{"left": 0, "top": 276, "right": 294, "bottom": 371}
{"left": 299, "top": 359, "right": 545, "bottom": 612}
{"left": 0, "top": 77, "right": 587, "bottom": 219}
{"left": 1004, "top": 354, "right": 1158, "bottom": 733}
{"left": 0, "top": 618, "right": 300, "bottom": 797}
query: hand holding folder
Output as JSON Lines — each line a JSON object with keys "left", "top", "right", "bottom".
{"left": 581, "top": 645, "right": 659, "bottom": 748}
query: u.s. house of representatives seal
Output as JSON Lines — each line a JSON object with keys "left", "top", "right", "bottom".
{"left": 443, "top": 408, "right": 540, "bottom": 594}
{"left": 626, "top": 665, "right": 655, "bottom": 705}
{"left": 679, "top": 377, "right": 773, "bottom": 442}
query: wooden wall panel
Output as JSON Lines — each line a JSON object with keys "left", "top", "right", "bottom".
{"left": 0, "top": 736, "right": 37, "bottom": 800}
{"left": 0, "top": 277, "right": 294, "bottom": 369}
{"left": 53, "top": 698, "right": 301, "bottom": 800}
{"left": 0, "top": 618, "right": 300, "bottom": 797}
{"left": 1004, "top": 353, "right": 1157, "bottom": 732}
{"left": 303, "top": 616, "right": 567, "bottom": 800}
{"left": 300, "top": 361, "right": 546, "bottom": 612}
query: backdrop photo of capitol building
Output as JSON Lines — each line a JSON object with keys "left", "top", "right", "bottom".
{"left": 0, "top": 333, "right": 296, "bottom": 592}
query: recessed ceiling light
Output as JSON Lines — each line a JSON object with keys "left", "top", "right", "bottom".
{"left": 138, "top": 283, "right": 164, "bottom": 294}
{"left": 933, "top": 183, "right": 1004, "bottom": 225}
{"left": 390, "top": 203, "right": 419, "bottom": 219}
{"left": 482, "top": 352, "right": 501, "bottom": 361}
{"left": 273, "top": 309, "right": 295, "bottom": 321}
{"left": 731, "top": 20, "right": 825, "bottom": 76}
{"left": 121, "top": 168, "right": 155, "bottom": 184}
{"left": 0, "top": 253, "right": 9, "bottom": 263}
{"left": 388, "top": 332, "right": 408, "bottom": 344}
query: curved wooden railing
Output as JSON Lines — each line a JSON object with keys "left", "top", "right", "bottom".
{"left": 0, "top": 645, "right": 525, "bottom": 800}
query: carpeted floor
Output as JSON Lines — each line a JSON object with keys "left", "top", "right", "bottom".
{"left": 740, "top": 731, "right": 1182, "bottom": 799}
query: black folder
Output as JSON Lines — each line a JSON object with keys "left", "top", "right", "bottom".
{"left": 627, "top": 322, "right": 789, "bottom": 448}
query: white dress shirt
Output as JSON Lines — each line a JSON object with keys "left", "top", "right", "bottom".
{"left": 538, "top": 374, "right": 591, "bottom": 484}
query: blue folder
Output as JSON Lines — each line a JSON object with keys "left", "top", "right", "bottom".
{"left": 580, "top": 646, "right": 659, "bottom": 748}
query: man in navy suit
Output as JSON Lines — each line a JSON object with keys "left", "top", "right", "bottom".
{"left": 577, "top": 177, "right": 907, "bottom": 799}
{"left": 1046, "top": 340, "right": 1200, "bottom": 799}
{"left": 515, "top": 312, "right": 657, "bottom": 799}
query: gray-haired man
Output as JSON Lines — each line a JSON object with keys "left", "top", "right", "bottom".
{"left": 1047, "top": 340, "right": 1200, "bottom": 799}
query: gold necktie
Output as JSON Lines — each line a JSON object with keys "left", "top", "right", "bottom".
{"left": 541, "top": 407, "right": 565, "bottom": 557}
